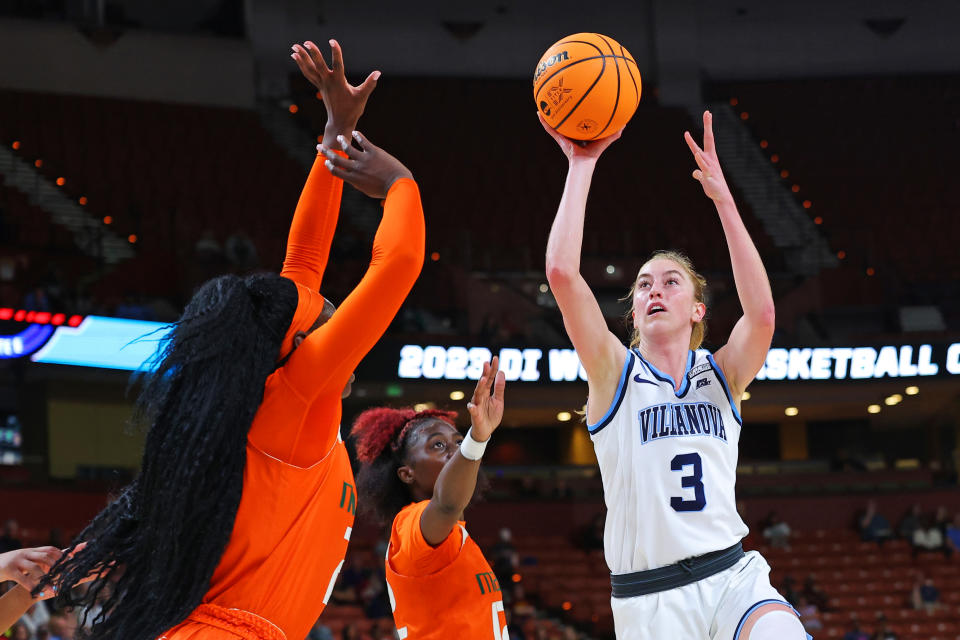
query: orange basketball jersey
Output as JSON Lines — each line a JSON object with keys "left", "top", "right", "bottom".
{"left": 385, "top": 501, "right": 508, "bottom": 640}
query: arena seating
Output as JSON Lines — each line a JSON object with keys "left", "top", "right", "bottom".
{"left": 0, "top": 180, "right": 98, "bottom": 308}
{"left": 0, "top": 82, "right": 789, "bottom": 340}
{"left": 720, "top": 76, "right": 960, "bottom": 311}
{"left": 7, "top": 485, "right": 958, "bottom": 640}
{"left": 291, "top": 76, "right": 780, "bottom": 276}
{"left": 321, "top": 527, "right": 960, "bottom": 640}
{"left": 0, "top": 89, "right": 307, "bottom": 306}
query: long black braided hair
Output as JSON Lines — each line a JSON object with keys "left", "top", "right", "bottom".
{"left": 36, "top": 272, "right": 299, "bottom": 640}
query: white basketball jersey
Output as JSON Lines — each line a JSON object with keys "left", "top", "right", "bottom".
{"left": 589, "top": 347, "right": 748, "bottom": 575}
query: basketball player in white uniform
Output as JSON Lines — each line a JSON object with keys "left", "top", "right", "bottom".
{"left": 540, "top": 110, "right": 810, "bottom": 639}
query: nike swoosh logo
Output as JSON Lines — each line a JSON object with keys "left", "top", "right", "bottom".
{"left": 633, "top": 375, "right": 658, "bottom": 385}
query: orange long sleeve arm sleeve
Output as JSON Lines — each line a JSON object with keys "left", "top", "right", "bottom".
{"left": 279, "top": 152, "right": 344, "bottom": 291}
{"left": 281, "top": 177, "right": 425, "bottom": 399}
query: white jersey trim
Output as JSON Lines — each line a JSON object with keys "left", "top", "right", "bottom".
{"left": 634, "top": 349, "right": 696, "bottom": 397}
{"left": 586, "top": 350, "right": 635, "bottom": 434}
{"left": 706, "top": 353, "right": 743, "bottom": 426}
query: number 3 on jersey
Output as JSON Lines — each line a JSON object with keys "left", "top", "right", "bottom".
{"left": 670, "top": 453, "right": 706, "bottom": 512}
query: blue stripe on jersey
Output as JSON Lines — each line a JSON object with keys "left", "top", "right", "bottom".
{"left": 733, "top": 598, "right": 802, "bottom": 640}
{"left": 587, "top": 350, "right": 635, "bottom": 435}
{"left": 706, "top": 353, "right": 743, "bottom": 426}
{"left": 633, "top": 349, "right": 694, "bottom": 397}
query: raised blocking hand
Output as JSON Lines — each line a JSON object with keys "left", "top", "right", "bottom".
{"left": 465, "top": 356, "right": 506, "bottom": 442}
{"left": 291, "top": 39, "right": 379, "bottom": 145}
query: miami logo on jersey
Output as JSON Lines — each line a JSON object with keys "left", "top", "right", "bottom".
{"left": 475, "top": 571, "right": 501, "bottom": 595}
{"left": 637, "top": 402, "right": 727, "bottom": 445}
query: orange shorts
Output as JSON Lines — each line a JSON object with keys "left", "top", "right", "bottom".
{"left": 159, "top": 603, "right": 286, "bottom": 640}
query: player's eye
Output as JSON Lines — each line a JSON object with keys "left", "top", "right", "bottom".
{"left": 433, "top": 440, "right": 445, "bottom": 449}
{"left": 667, "top": 278, "right": 678, "bottom": 285}
{"left": 455, "top": 439, "right": 464, "bottom": 447}
{"left": 638, "top": 281, "right": 650, "bottom": 288}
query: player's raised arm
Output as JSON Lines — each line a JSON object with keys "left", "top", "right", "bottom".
{"left": 540, "top": 115, "right": 627, "bottom": 415}
{"left": 419, "top": 358, "right": 506, "bottom": 544}
{"left": 685, "top": 110, "right": 775, "bottom": 397}
{"left": 282, "top": 39, "right": 379, "bottom": 292}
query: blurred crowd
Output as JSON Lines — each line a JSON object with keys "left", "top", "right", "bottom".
{"left": 1, "top": 520, "right": 594, "bottom": 640}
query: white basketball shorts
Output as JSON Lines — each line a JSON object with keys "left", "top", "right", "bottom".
{"left": 610, "top": 551, "right": 809, "bottom": 639}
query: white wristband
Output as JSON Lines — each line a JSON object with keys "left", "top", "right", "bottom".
{"left": 459, "top": 427, "right": 488, "bottom": 461}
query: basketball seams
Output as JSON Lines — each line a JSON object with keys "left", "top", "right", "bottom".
{"left": 620, "top": 44, "right": 640, "bottom": 111}
{"left": 593, "top": 34, "right": 622, "bottom": 139}
{"left": 534, "top": 52, "right": 638, "bottom": 97}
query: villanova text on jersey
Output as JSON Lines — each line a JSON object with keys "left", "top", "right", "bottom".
{"left": 637, "top": 401, "right": 728, "bottom": 445}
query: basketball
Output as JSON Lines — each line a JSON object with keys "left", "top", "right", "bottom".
{"left": 533, "top": 33, "right": 641, "bottom": 140}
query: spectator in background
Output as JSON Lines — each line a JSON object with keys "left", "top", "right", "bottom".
{"left": 510, "top": 584, "right": 536, "bottom": 621}
{"left": 761, "top": 511, "right": 791, "bottom": 549}
{"left": 0, "top": 518, "right": 22, "bottom": 553}
{"left": 934, "top": 505, "right": 951, "bottom": 537}
{"left": 842, "top": 616, "right": 870, "bottom": 640}
{"left": 225, "top": 230, "right": 260, "bottom": 271}
{"left": 9, "top": 621, "right": 30, "bottom": 640}
{"left": 20, "top": 598, "right": 52, "bottom": 638}
{"left": 341, "top": 623, "right": 362, "bottom": 640}
{"left": 329, "top": 555, "right": 366, "bottom": 606}
{"left": 48, "top": 611, "right": 77, "bottom": 640}
{"left": 872, "top": 623, "right": 898, "bottom": 640}
{"left": 911, "top": 515, "right": 946, "bottom": 558}
{"left": 946, "top": 513, "right": 960, "bottom": 555}
{"left": 307, "top": 618, "right": 334, "bottom": 640}
{"left": 22, "top": 285, "right": 53, "bottom": 312}
{"left": 370, "top": 618, "right": 394, "bottom": 640}
{"left": 780, "top": 575, "right": 800, "bottom": 607}
{"left": 859, "top": 500, "right": 893, "bottom": 544}
{"left": 796, "top": 596, "right": 823, "bottom": 633}
{"left": 802, "top": 574, "right": 830, "bottom": 611}
{"left": 193, "top": 230, "right": 222, "bottom": 262}
{"left": 360, "top": 571, "right": 391, "bottom": 620}
{"left": 580, "top": 512, "right": 604, "bottom": 552}
{"left": 911, "top": 575, "right": 941, "bottom": 613}
{"left": 897, "top": 504, "right": 922, "bottom": 540}
{"left": 489, "top": 528, "right": 519, "bottom": 599}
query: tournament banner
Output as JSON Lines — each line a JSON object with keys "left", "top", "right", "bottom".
{"left": 3, "top": 308, "right": 959, "bottom": 381}
{"left": 386, "top": 342, "right": 960, "bottom": 384}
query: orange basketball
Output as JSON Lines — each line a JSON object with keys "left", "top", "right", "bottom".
{"left": 533, "top": 33, "right": 641, "bottom": 140}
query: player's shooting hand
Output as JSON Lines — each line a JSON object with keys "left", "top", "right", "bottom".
{"left": 465, "top": 356, "right": 506, "bottom": 442}
{"left": 318, "top": 131, "right": 413, "bottom": 199}
{"left": 538, "top": 113, "right": 623, "bottom": 163}
{"left": 291, "top": 39, "right": 379, "bottom": 147}
{"left": 685, "top": 110, "right": 733, "bottom": 204}
{"left": 0, "top": 546, "right": 62, "bottom": 593}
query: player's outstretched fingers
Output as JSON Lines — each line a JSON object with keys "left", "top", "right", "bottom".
{"left": 290, "top": 45, "right": 315, "bottom": 78}
{"left": 303, "top": 41, "right": 332, "bottom": 74}
{"left": 684, "top": 130, "right": 704, "bottom": 157}
{"left": 703, "top": 111, "right": 715, "bottom": 155}
{"left": 357, "top": 70, "right": 380, "bottom": 99}
{"left": 329, "top": 39, "right": 345, "bottom": 74}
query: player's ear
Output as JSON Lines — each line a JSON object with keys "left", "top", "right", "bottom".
{"left": 692, "top": 302, "right": 706, "bottom": 323}
{"left": 397, "top": 464, "right": 415, "bottom": 485}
